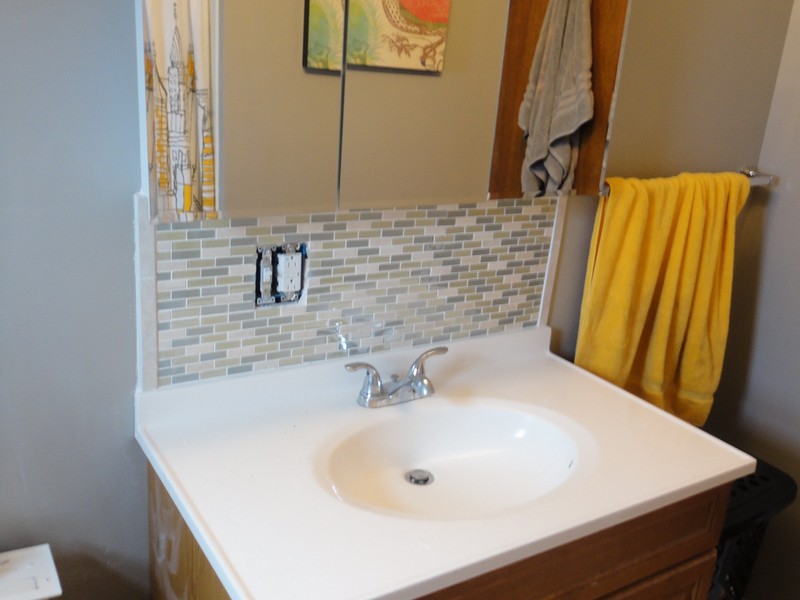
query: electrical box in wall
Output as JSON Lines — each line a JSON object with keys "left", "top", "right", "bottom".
{"left": 256, "top": 243, "right": 308, "bottom": 306}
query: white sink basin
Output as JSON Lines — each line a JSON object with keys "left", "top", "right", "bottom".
{"left": 137, "top": 327, "right": 757, "bottom": 599}
{"left": 320, "top": 400, "right": 580, "bottom": 519}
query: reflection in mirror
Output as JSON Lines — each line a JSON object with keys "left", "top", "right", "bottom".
{"left": 339, "top": 0, "right": 509, "bottom": 209}
{"left": 218, "top": 0, "right": 341, "bottom": 216}
{"left": 143, "top": 0, "right": 217, "bottom": 219}
{"left": 144, "top": 1, "right": 514, "bottom": 219}
{"left": 603, "top": 0, "right": 792, "bottom": 181}
{"left": 303, "top": 0, "right": 345, "bottom": 72}
{"left": 488, "top": 0, "right": 629, "bottom": 200}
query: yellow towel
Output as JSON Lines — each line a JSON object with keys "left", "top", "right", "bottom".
{"left": 575, "top": 173, "right": 750, "bottom": 426}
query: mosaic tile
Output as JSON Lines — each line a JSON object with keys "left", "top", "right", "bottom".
{"left": 154, "top": 198, "right": 556, "bottom": 385}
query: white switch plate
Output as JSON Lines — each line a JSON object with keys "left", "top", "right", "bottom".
{"left": 0, "top": 544, "right": 61, "bottom": 600}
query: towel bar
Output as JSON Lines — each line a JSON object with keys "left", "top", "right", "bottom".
{"left": 599, "top": 167, "right": 778, "bottom": 196}
{"left": 739, "top": 165, "right": 778, "bottom": 188}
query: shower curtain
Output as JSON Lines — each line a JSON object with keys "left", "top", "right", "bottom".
{"left": 143, "top": 0, "right": 216, "bottom": 217}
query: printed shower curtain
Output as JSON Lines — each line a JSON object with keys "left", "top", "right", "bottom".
{"left": 143, "top": 0, "right": 216, "bottom": 217}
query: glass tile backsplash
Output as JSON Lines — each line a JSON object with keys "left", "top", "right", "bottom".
{"left": 155, "top": 199, "right": 556, "bottom": 386}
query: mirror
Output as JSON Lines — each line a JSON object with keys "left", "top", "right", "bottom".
{"left": 180, "top": 0, "right": 511, "bottom": 219}
{"left": 217, "top": 0, "right": 342, "bottom": 216}
{"left": 339, "top": 1, "right": 509, "bottom": 209}
{"left": 603, "top": 0, "right": 792, "bottom": 181}
{"left": 212, "top": 0, "right": 791, "bottom": 218}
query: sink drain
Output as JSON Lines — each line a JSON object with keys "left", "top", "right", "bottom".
{"left": 405, "top": 469, "right": 434, "bottom": 486}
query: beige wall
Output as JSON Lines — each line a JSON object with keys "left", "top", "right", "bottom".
{"left": 606, "top": 0, "right": 792, "bottom": 179}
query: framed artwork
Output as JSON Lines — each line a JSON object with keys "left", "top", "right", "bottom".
{"left": 304, "top": 0, "right": 452, "bottom": 73}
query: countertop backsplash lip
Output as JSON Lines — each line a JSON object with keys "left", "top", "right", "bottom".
{"left": 154, "top": 198, "right": 557, "bottom": 387}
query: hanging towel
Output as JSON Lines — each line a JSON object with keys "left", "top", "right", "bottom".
{"left": 518, "top": 0, "right": 593, "bottom": 196}
{"left": 575, "top": 173, "right": 750, "bottom": 426}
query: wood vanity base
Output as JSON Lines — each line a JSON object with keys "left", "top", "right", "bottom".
{"left": 419, "top": 485, "right": 728, "bottom": 599}
{"left": 148, "top": 466, "right": 229, "bottom": 600}
{"left": 148, "top": 464, "right": 728, "bottom": 599}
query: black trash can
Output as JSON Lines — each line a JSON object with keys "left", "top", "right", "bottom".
{"left": 709, "top": 459, "right": 797, "bottom": 599}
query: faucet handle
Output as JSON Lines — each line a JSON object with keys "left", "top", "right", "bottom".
{"left": 408, "top": 346, "right": 448, "bottom": 377}
{"left": 345, "top": 362, "right": 384, "bottom": 407}
{"left": 407, "top": 346, "right": 448, "bottom": 396}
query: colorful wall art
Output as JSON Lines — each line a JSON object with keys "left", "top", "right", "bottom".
{"left": 303, "top": 0, "right": 345, "bottom": 71}
{"left": 304, "top": 0, "right": 452, "bottom": 73}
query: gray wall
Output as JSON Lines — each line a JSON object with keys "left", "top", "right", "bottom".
{"left": 706, "top": 1, "right": 800, "bottom": 595}
{"left": 0, "top": 1, "right": 148, "bottom": 597}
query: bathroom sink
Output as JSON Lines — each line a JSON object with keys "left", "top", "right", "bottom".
{"left": 320, "top": 400, "right": 580, "bottom": 519}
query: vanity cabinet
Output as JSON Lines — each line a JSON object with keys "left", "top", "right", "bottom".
{"left": 419, "top": 485, "right": 728, "bottom": 599}
{"left": 148, "top": 464, "right": 728, "bottom": 599}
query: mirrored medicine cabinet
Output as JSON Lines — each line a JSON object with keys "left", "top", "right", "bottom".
{"left": 155, "top": 0, "right": 623, "bottom": 221}
{"left": 217, "top": 0, "right": 509, "bottom": 218}
{"left": 145, "top": 0, "right": 792, "bottom": 221}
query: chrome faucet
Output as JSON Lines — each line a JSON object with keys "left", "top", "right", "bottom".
{"left": 345, "top": 347, "right": 448, "bottom": 408}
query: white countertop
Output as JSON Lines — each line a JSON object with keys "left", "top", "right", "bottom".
{"left": 135, "top": 327, "right": 755, "bottom": 599}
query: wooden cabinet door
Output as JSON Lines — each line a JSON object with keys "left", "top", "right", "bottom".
{"left": 148, "top": 466, "right": 230, "bottom": 600}
{"left": 606, "top": 551, "right": 717, "bottom": 600}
